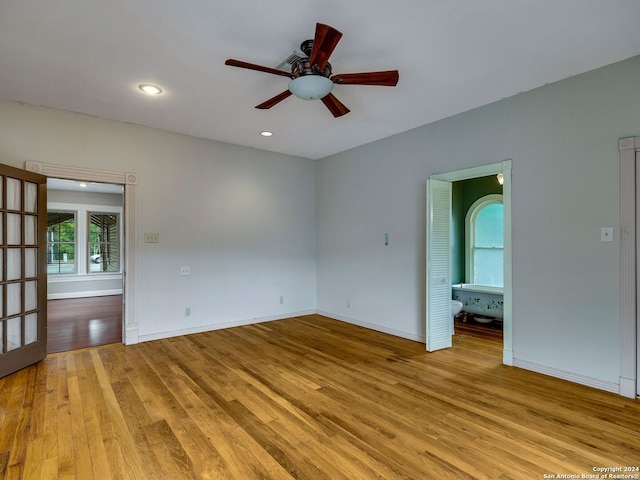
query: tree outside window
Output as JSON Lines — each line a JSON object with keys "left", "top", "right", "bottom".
{"left": 47, "top": 212, "right": 76, "bottom": 274}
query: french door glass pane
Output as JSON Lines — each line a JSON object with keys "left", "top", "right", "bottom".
{"left": 7, "top": 317, "right": 21, "bottom": 351}
{"left": 7, "top": 248, "right": 21, "bottom": 281}
{"left": 7, "top": 283, "right": 21, "bottom": 316}
{"left": 25, "top": 248, "right": 37, "bottom": 278}
{"left": 7, "top": 177, "right": 21, "bottom": 210}
{"left": 0, "top": 322, "right": 3, "bottom": 353}
{"left": 0, "top": 175, "right": 3, "bottom": 208}
{"left": 24, "top": 182, "right": 37, "bottom": 213}
{"left": 25, "top": 281, "right": 37, "bottom": 311}
{"left": 25, "top": 215, "right": 37, "bottom": 244}
{"left": 25, "top": 314, "right": 38, "bottom": 345}
{"left": 7, "top": 214, "right": 21, "bottom": 244}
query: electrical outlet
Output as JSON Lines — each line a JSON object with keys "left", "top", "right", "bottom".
{"left": 184, "top": 307, "right": 191, "bottom": 317}
{"left": 347, "top": 300, "right": 351, "bottom": 308}
{"left": 279, "top": 296, "right": 284, "bottom": 304}
{"left": 180, "top": 266, "right": 190, "bottom": 276}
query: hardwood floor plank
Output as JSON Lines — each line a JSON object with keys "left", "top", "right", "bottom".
{"left": 40, "top": 358, "right": 60, "bottom": 479}
{"left": 90, "top": 349, "right": 147, "bottom": 479}
{"left": 72, "top": 352, "right": 113, "bottom": 480}
{"left": 54, "top": 356, "right": 75, "bottom": 480}
{"left": 22, "top": 362, "right": 48, "bottom": 480}
{"left": 1, "top": 314, "right": 639, "bottom": 479}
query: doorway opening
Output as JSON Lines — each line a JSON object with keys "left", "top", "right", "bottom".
{"left": 46, "top": 177, "right": 124, "bottom": 352}
{"left": 452, "top": 177, "right": 504, "bottom": 340}
{"left": 427, "top": 160, "right": 513, "bottom": 365}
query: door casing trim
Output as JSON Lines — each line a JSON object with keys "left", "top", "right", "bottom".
{"left": 25, "top": 161, "right": 139, "bottom": 344}
{"left": 431, "top": 160, "right": 512, "bottom": 365}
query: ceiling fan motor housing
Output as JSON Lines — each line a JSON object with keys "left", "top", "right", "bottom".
{"left": 291, "top": 58, "right": 332, "bottom": 78}
{"left": 300, "top": 39, "right": 314, "bottom": 57}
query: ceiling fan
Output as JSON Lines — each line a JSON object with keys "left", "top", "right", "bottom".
{"left": 225, "top": 23, "right": 399, "bottom": 118}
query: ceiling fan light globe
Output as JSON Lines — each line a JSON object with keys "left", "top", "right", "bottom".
{"left": 288, "top": 75, "right": 334, "bottom": 100}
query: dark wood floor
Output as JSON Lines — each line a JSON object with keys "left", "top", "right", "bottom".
{"left": 47, "top": 295, "right": 122, "bottom": 353}
{"left": 2, "top": 314, "right": 639, "bottom": 479}
{"left": 455, "top": 317, "right": 503, "bottom": 340}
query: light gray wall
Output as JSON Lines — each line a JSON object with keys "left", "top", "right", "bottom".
{"left": 0, "top": 99, "right": 317, "bottom": 338}
{"left": 317, "top": 55, "right": 640, "bottom": 387}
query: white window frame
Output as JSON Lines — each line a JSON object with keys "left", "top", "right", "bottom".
{"left": 47, "top": 210, "right": 78, "bottom": 275}
{"left": 465, "top": 194, "right": 504, "bottom": 286}
{"left": 87, "top": 211, "right": 122, "bottom": 274}
{"left": 47, "top": 201, "right": 123, "bottom": 282}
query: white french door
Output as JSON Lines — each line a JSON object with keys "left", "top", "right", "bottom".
{"left": 0, "top": 163, "right": 47, "bottom": 378}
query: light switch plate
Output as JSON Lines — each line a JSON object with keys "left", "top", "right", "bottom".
{"left": 144, "top": 232, "right": 160, "bottom": 243}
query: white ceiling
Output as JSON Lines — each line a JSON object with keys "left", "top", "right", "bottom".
{"left": 1, "top": 1, "right": 639, "bottom": 160}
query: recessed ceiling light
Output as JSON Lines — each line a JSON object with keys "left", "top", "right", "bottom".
{"left": 138, "top": 84, "right": 163, "bottom": 95}
{"left": 260, "top": 131, "right": 274, "bottom": 137}
{"left": 79, "top": 182, "right": 87, "bottom": 188}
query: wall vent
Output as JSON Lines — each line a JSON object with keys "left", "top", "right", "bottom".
{"left": 275, "top": 50, "right": 306, "bottom": 73}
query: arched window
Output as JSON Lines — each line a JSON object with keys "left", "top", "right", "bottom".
{"left": 466, "top": 194, "right": 503, "bottom": 287}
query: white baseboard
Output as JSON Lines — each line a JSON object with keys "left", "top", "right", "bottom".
{"left": 513, "top": 358, "right": 619, "bottom": 394}
{"left": 618, "top": 376, "right": 637, "bottom": 398}
{"left": 124, "top": 324, "right": 139, "bottom": 345}
{"left": 48, "top": 289, "right": 122, "bottom": 300}
{"left": 316, "top": 310, "right": 425, "bottom": 343}
{"left": 502, "top": 348, "right": 513, "bottom": 366}
{"left": 138, "top": 309, "right": 317, "bottom": 343}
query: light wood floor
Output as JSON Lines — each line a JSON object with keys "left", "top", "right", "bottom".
{"left": 1, "top": 315, "right": 639, "bottom": 479}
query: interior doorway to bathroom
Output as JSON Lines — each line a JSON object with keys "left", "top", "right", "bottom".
{"left": 426, "top": 160, "right": 513, "bottom": 365}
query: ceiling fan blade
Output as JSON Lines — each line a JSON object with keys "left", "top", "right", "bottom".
{"left": 255, "top": 90, "right": 293, "bottom": 109}
{"left": 331, "top": 70, "right": 399, "bottom": 86}
{"left": 309, "top": 23, "right": 342, "bottom": 71}
{"left": 321, "top": 93, "right": 350, "bottom": 118}
{"left": 225, "top": 59, "right": 293, "bottom": 79}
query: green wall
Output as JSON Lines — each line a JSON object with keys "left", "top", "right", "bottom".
{"left": 451, "top": 175, "right": 503, "bottom": 284}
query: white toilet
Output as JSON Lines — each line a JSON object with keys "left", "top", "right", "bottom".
{"left": 451, "top": 300, "right": 463, "bottom": 334}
